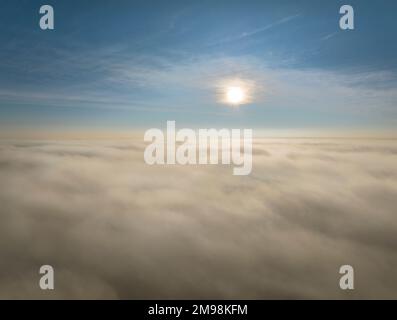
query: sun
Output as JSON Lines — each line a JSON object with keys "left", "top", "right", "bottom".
{"left": 226, "top": 86, "right": 246, "bottom": 105}
{"left": 216, "top": 78, "right": 253, "bottom": 106}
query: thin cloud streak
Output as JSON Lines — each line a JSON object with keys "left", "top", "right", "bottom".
{"left": 207, "top": 14, "right": 302, "bottom": 47}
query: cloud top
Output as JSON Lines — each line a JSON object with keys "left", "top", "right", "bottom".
{"left": 0, "top": 137, "right": 396, "bottom": 299}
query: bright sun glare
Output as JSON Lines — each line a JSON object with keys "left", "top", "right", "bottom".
{"left": 226, "top": 86, "right": 245, "bottom": 105}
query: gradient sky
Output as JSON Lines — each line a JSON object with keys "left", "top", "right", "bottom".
{"left": 0, "top": 0, "right": 396, "bottom": 131}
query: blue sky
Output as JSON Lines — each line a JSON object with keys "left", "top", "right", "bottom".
{"left": 0, "top": 0, "right": 396, "bottom": 131}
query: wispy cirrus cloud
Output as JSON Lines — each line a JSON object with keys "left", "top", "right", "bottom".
{"left": 206, "top": 14, "right": 302, "bottom": 47}
{"left": 1, "top": 52, "right": 396, "bottom": 122}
